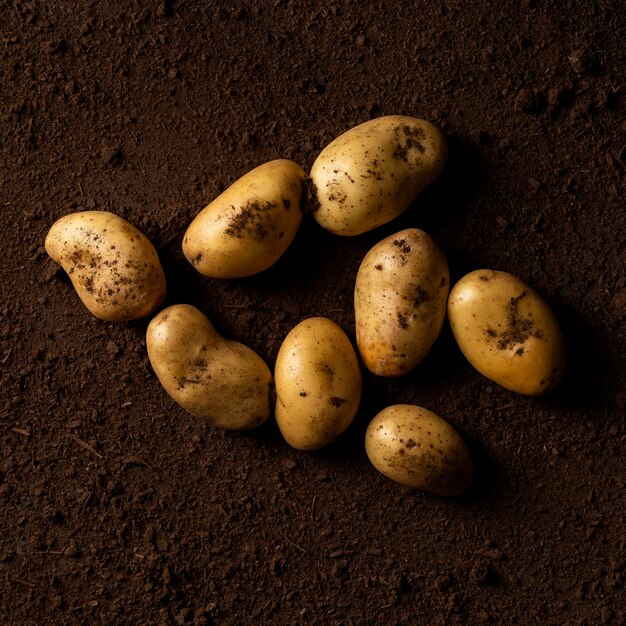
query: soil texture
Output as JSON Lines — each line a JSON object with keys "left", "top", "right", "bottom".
{"left": 1, "top": 1, "right": 624, "bottom": 624}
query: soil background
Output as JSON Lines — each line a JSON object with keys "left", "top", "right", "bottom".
{"left": 1, "top": 1, "right": 625, "bottom": 624}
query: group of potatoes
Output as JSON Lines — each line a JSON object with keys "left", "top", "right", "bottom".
{"left": 45, "top": 116, "right": 565, "bottom": 497}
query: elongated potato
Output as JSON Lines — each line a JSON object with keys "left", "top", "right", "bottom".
{"left": 365, "top": 404, "right": 473, "bottom": 495}
{"left": 310, "top": 116, "right": 447, "bottom": 235}
{"left": 183, "top": 159, "right": 305, "bottom": 278}
{"left": 355, "top": 228, "right": 449, "bottom": 376}
{"left": 45, "top": 211, "right": 165, "bottom": 322}
{"left": 448, "top": 270, "right": 565, "bottom": 395}
{"left": 147, "top": 304, "right": 272, "bottom": 430}
{"left": 274, "top": 317, "right": 362, "bottom": 450}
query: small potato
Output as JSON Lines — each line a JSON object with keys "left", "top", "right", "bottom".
{"left": 45, "top": 211, "right": 165, "bottom": 322}
{"left": 310, "top": 116, "right": 447, "bottom": 235}
{"left": 274, "top": 317, "right": 362, "bottom": 450}
{"left": 365, "top": 405, "right": 473, "bottom": 496}
{"left": 355, "top": 228, "right": 449, "bottom": 376}
{"left": 448, "top": 270, "right": 565, "bottom": 395}
{"left": 147, "top": 304, "right": 271, "bottom": 430}
{"left": 183, "top": 159, "right": 305, "bottom": 278}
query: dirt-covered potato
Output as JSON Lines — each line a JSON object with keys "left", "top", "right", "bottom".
{"left": 274, "top": 317, "right": 362, "bottom": 450}
{"left": 44, "top": 211, "right": 165, "bottom": 322}
{"left": 147, "top": 304, "right": 272, "bottom": 430}
{"left": 448, "top": 270, "right": 565, "bottom": 395}
{"left": 365, "top": 405, "right": 473, "bottom": 495}
{"left": 355, "top": 228, "right": 449, "bottom": 376}
{"left": 309, "top": 116, "right": 447, "bottom": 235}
{"left": 183, "top": 159, "right": 305, "bottom": 278}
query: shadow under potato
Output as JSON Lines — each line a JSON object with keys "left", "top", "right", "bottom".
{"left": 550, "top": 303, "right": 605, "bottom": 412}
{"left": 245, "top": 214, "right": 341, "bottom": 292}
{"left": 364, "top": 136, "right": 485, "bottom": 241}
{"left": 454, "top": 432, "right": 502, "bottom": 504}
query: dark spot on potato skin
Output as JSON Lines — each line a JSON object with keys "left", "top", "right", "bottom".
{"left": 329, "top": 397, "right": 347, "bottom": 407}
{"left": 299, "top": 391, "right": 307, "bottom": 397}
{"left": 326, "top": 180, "right": 347, "bottom": 205}
{"left": 480, "top": 274, "right": 489, "bottom": 281}
{"left": 392, "top": 125, "right": 426, "bottom": 162}
{"left": 177, "top": 376, "right": 204, "bottom": 389}
{"left": 392, "top": 239, "right": 411, "bottom": 254}
{"left": 397, "top": 313, "right": 408, "bottom": 329}
{"left": 413, "top": 288, "right": 430, "bottom": 307}
{"left": 319, "top": 363, "right": 335, "bottom": 378}
{"left": 375, "top": 264, "right": 383, "bottom": 271}
{"left": 282, "top": 198, "right": 291, "bottom": 209}
{"left": 84, "top": 275, "right": 95, "bottom": 293}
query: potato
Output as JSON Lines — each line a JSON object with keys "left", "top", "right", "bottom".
{"left": 274, "top": 317, "right": 362, "bottom": 450}
{"left": 45, "top": 211, "right": 165, "bottom": 322}
{"left": 183, "top": 159, "right": 305, "bottom": 278}
{"left": 355, "top": 228, "right": 449, "bottom": 376}
{"left": 365, "top": 405, "right": 473, "bottom": 496}
{"left": 448, "top": 270, "right": 565, "bottom": 395}
{"left": 146, "top": 304, "right": 271, "bottom": 430}
{"left": 309, "top": 116, "right": 447, "bottom": 235}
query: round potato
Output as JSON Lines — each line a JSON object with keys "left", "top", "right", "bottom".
{"left": 183, "top": 159, "right": 305, "bottom": 278}
{"left": 310, "top": 116, "right": 447, "bottom": 235}
{"left": 448, "top": 270, "right": 565, "bottom": 395}
{"left": 147, "top": 304, "right": 272, "bottom": 430}
{"left": 355, "top": 228, "right": 449, "bottom": 376}
{"left": 365, "top": 405, "right": 473, "bottom": 496}
{"left": 274, "top": 317, "right": 362, "bottom": 450}
{"left": 45, "top": 211, "right": 165, "bottom": 322}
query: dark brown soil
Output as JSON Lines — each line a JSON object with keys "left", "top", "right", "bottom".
{"left": 1, "top": 1, "right": 625, "bottom": 624}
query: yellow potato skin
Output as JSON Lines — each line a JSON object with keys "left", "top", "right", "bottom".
{"left": 183, "top": 159, "right": 305, "bottom": 278}
{"left": 274, "top": 317, "right": 362, "bottom": 450}
{"left": 147, "top": 304, "right": 272, "bottom": 430}
{"left": 310, "top": 116, "right": 447, "bottom": 236}
{"left": 365, "top": 405, "right": 473, "bottom": 496}
{"left": 448, "top": 270, "right": 565, "bottom": 395}
{"left": 44, "top": 211, "right": 165, "bottom": 322}
{"left": 355, "top": 228, "right": 449, "bottom": 376}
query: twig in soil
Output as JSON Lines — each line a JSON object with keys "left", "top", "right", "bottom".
{"left": 2, "top": 347, "right": 13, "bottom": 364}
{"left": 310, "top": 495, "right": 316, "bottom": 520}
{"left": 379, "top": 599, "right": 396, "bottom": 609}
{"left": 282, "top": 532, "right": 308, "bottom": 553}
{"left": 122, "top": 456, "right": 154, "bottom": 470}
{"left": 66, "top": 433, "right": 103, "bottom": 459}
{"left": 12, "top": 428, "right": 30, "bottom": 436}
